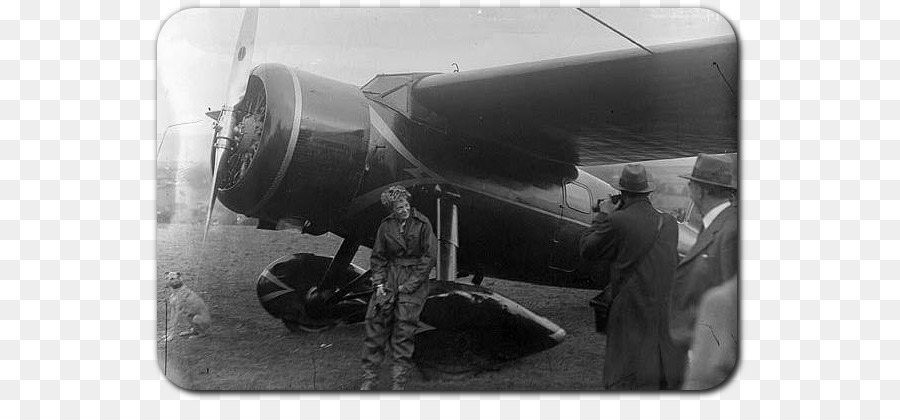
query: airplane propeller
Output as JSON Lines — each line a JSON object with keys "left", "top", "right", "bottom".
{"left": 204, "top": 9, "right": 259, "bottom": 242}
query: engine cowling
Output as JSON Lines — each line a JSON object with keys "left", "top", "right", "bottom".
{"left": 216, "top": 63, "right": 370, "bottom": 234}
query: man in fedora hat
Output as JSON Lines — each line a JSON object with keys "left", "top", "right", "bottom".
{"left": 579, "top": 163, "right": 682, "bottom": 390}
{"left": 669, "top": 153, "right": 739, "bottom": 389}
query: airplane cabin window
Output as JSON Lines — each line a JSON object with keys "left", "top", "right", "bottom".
{"left": 565, "top": 183, "right": 592, "bottom": 214}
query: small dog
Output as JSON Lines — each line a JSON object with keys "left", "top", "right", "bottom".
{"left": 164, "top": 271, "right": 212, "bottom": 340}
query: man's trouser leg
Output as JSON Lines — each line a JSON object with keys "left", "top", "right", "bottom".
{"left": 361, "top": 299, "right": 394, "bottom": 387}
{"left": 389, "top": 299, "right": 424, "bottom": 390}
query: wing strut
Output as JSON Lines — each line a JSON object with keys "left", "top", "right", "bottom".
{"left": 576, "top": 8, "right": 653, "bottom": 55}
{"left": 435, "top": 186, "right": 461, "bottom": 282}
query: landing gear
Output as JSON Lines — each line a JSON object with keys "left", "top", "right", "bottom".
{"left": 435, "top": 186, "right": 461, "bottom": 283}
{"left": 304, "top": 238, "right": 361, "bottom": 310}
{"left": 322, "top": 238, "right": 360, "bottom": 290}
{"left": 256, "top": 252, "right": 372, "bottom": 333}
{"left": 258, "top": 184, "right": 464, "bottom": 333}
{"left": 471, "top": 270, "right": 484, "bottom": 286}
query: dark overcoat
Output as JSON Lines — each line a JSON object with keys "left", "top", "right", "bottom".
{"left": 579, "top": 198, "right": 682, "bottom": 390}
{"left": 669, "top": 206, "right": 739, "bottom": 363}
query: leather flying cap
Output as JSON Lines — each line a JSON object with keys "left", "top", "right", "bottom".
{"left": 679, "top": 153, "right": 738, "bottom": 189}
{"left": 613, "top": 163, "right": 654, "bottom": 193}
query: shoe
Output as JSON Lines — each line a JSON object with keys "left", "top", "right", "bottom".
{"left": 360, "top": 380, "right": 377, "bottom": 391}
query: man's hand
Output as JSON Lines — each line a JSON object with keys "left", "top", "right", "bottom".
{"left": 597, "top": 195, "right": 620, "bottom": 214}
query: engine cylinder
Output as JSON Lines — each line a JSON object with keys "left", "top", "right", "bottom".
{"left": 217, "top": 64, "right": 370, "bottom": 233}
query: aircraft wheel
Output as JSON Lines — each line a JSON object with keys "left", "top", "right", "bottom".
{"left": 256, "top": 253, "right": 370, "bottom": 333}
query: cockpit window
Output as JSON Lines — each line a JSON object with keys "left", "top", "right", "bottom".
{"left": 361, "top": 75, "right": 411, "bottom": 95}
{"left": 565, "top": 183, "right": 592, "bottom": 214}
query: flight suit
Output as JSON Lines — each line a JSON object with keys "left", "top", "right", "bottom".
{"left": 361, "top": 208, "right": 436, "bottom": 388}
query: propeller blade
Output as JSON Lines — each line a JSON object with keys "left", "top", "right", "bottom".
{"left": 203, "top": 9, "right": 259, "bottom": 242}
{"left": 224, "top": 8, "right": 258, "bottom": 107}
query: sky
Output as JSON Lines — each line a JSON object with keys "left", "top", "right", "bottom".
{"left": 156, "top": 8, "right": 734, "bottom": 163}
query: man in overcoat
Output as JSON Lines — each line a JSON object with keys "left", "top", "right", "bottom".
{"left": 668, "top": 153, "right": 739, "bottom": 388}
{"left": 579, "top": 164, "right": 682, "bottom": 390}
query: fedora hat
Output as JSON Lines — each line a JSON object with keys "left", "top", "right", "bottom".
{"left": 613, "top": 163, "right": 654, "bottom": 193}
{"left": 680, "top": 153, "right": 738, "bottom": 189}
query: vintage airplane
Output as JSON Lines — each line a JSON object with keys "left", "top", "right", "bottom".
{"left": 197, "top": 9, "right": 738, "bottom": 368}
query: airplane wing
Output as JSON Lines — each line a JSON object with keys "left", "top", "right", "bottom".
{"left": 409, "top": 35, "right": 737, "bottom": 166}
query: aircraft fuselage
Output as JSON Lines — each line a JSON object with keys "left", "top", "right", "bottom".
{"left": 215, "top": 65, "right": 619, "bottom": 290}
{"left": 344, "top": 97, "right": 615, "bottom": 289}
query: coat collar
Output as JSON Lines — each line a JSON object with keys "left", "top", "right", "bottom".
{"left": 382, "top": 216, "right": 408, "bottom": 251}
{"left": 619, "top": 196, "right": 652, "bottom": 211}
{"left": 702, "top": 201, "right": 731, "bottom": 229}
{"left": 409, "top": 208, "right": 429, "bottom": 224}
{"left": 381, "top": 208, "right": 426, "bottom": 251}
{"left": 679, "top": 205, "right": 736, "bottom": 265}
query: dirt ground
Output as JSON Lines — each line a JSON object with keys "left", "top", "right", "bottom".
{"left": 157, "top": 224, "right": 607, "bottom": 391}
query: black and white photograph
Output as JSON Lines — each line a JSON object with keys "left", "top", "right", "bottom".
{"left": 156, "top": 8, "right": 738, "bottom": 391}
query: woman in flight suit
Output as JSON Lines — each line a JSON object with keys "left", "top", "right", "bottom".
{"left": 360, "top": 185, "right": 436, "bottom": 391}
